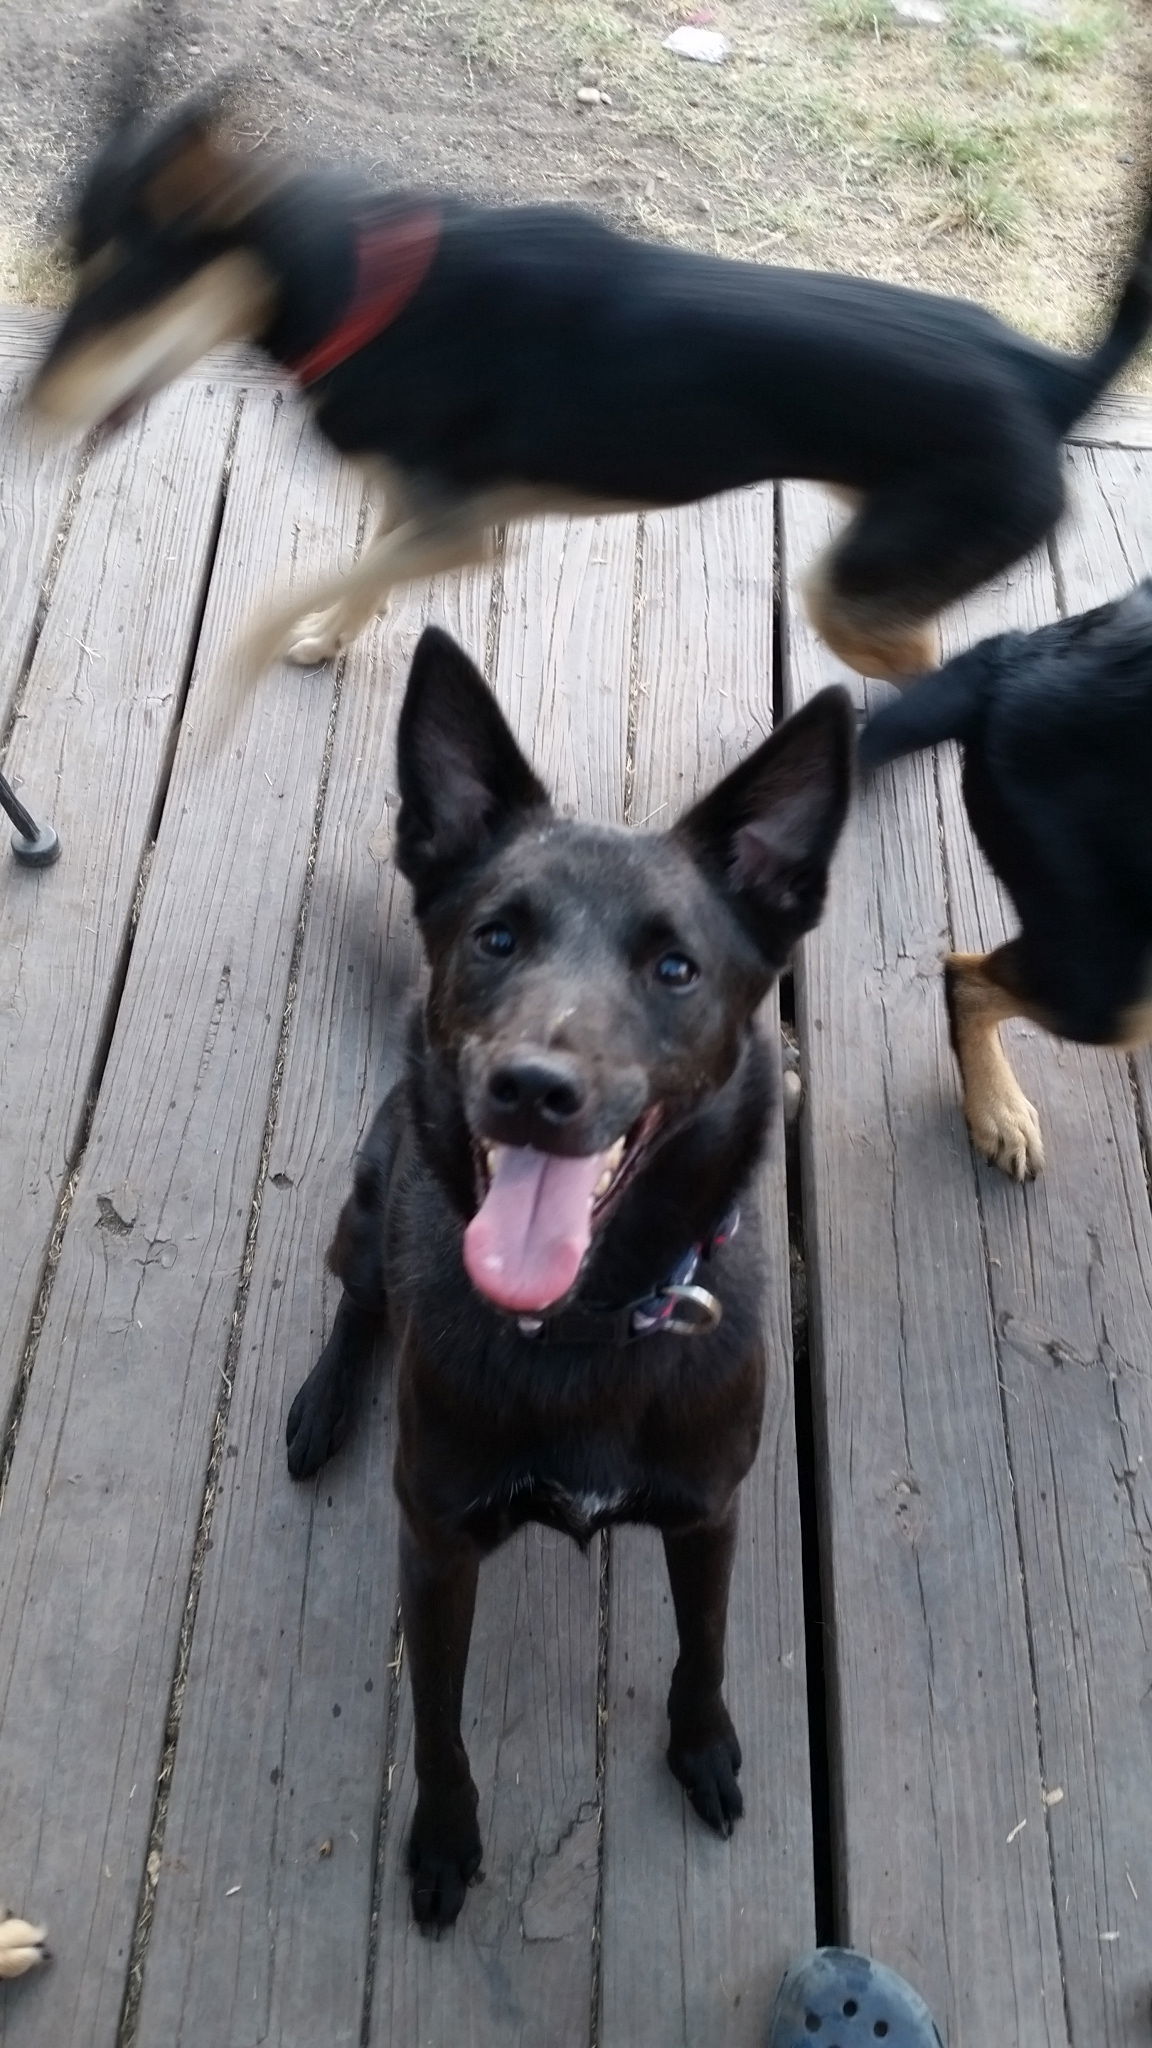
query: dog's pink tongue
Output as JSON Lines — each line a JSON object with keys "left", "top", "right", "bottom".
{"left": 464, "top": 1144, "right": 608, "bottom": 1312}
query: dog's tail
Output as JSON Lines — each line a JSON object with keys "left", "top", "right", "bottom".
{"left": 857, "top": 644, "right": 992, "bottom": 771}
{"left": 1046, "top": 154, "right": 1152, "bottom": 431}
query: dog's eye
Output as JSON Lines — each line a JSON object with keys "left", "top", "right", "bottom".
{"left": 654, "top": 951, "right": 699, "bottom": 990}
{"left": 475, "top": 921, "right": 517, "bottom": 959}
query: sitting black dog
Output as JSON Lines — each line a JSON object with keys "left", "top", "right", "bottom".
{"left": 860, "top": 582, "right": 1152, "bottom": 1178}
{"left": 286, "top": 626, "right": 852, "bottom": 1930}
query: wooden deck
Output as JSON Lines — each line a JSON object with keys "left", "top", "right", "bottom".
{"left": 0, "top": 303, "right": 1150, "bottom": 2047}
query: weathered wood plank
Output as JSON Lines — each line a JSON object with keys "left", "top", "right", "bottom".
{"left": 129, "top": 562, "right": 491, "bottom": 2047}
{"left": 0, "top": 372, "right": 80, "bottom": 729}
{"left": 939, "top": 451, "right": 1152, "bottom": 2046}
{"left": 0, "top": 383, "right": 236, "bottom": 1423}
{"left": 368, "top": 513, "right": 639, "bottom": 2048}
{"left": 599, "top": 489, "right": 814, "bottom": 2048}
{"left": 0, "top": 396, "right": 362, "bottom": 2048}
{"left": 1069, "top": 394, "right": 1152, "bottom": 449}
{"left": 781, "top": 484, "right": 1068, "bottom": 2045}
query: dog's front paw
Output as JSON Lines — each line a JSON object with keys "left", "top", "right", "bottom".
{"left": 284, "top": 611, "right": 344, "bottom": 667}
{"left": 407, "top": 1785, "right": 483, "bottom": 1934}
{"left": 286, "top": 1368, "right": 349, "bottom": 1480}
{"left": 667, "top": 1705, "right": 744, "bottom": 1838}
{"left": 967, "top": 1084, "right": 1045, "bottom": 1181}
{"left": 0, "top": 1909, "right": 48, "bottom": 1980}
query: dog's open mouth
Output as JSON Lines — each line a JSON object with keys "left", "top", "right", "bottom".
{"left": 463, "top": 1105, "right": 664, "bottom": 1314}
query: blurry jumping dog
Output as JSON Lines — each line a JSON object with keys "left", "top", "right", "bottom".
{"left": 284, "top": 626, "right": 852, "bottom": 1929}
{"left": 860, "top": 583, "right": 1152, "bottom": 1180}
{"left": 28, "top": 88, "right": 1152, "bottom": 701}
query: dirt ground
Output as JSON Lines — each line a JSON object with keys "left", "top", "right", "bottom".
{"left": 0, "top": 0, "right": 1149, "bottom": 385}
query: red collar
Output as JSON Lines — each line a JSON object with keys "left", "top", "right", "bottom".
{"left": 289, "top": 206, "right": 442, "bottom": 386}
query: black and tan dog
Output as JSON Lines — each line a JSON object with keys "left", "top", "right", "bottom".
{"left": 284, "top": 625, "right": 852, "bottom": 1930}
{"left": 860, "top": 582, "right": 1152, "bottom": 1180}
{"left": 28, "top": 89, "right": 1152, "bottom": 697}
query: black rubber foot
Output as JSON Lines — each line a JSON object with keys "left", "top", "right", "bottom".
{"left": 11, "top": 823, "right": 60, "bottom": 867}
{"left": 769, "top": 1948, "right": 944, "bottom": 2047}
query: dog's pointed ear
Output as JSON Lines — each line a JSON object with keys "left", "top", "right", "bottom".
{"left": 395, "top": 627, "right": 551, "bottom": 909}
{"left": 673, "top": 686, "right": 854, "bottom": 960}
{"left": 139, "top": 92, "right": 269, "bottom": 230}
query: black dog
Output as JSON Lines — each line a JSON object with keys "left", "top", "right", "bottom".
{"left": 29, "top": 89, "right": 1152, "bottom": 694}
{"left": 860, "top": 582, "right": 1152, "bottom": 1179}
{"left": 285, "top": 626, "right": 852, "bottom": 1930}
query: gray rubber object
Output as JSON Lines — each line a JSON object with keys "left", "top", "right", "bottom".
{"left": 769, "top": 1948, "right": 944, "bottom": 2047}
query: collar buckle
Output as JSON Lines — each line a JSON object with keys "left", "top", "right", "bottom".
{"left": 647, "top": 1282, "right": 723, "bottom": 1337}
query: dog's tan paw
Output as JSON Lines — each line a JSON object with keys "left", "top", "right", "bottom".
{"left": 966, "top": 1086, "right": 1045, "bottom": 1181}
{"left": 0, "top": 1910, "right": 48, "bottom": 1979}
{"left": 284, "top": 611, "right": 344, "bottom": 667}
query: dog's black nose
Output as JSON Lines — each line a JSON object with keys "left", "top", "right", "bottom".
{"left": 486, "top": 1054, "right": 586, "bottom": 1129}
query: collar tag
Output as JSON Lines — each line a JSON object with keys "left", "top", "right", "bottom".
{"left": 650, "top": 1283, "right": 723, "bottom": 1336}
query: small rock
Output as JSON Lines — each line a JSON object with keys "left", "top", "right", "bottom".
{"left": 890, "top": 0, "right": 947, "bottom": 22}
{"left": 576, "top": 85, "right": 612, "bottom": 106}
{"left": 694, "top": 195, "right": 712, "bottom": 214}
{"left": 979, "top": 28, "right": 1023, "bottom": 53}
{"left": 662, "top": 25, "right": 731, "bottom": 63}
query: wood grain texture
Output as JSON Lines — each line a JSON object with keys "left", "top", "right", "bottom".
{"left": 1069, "top": 394, "right": 1152, "bottom": 449}
{"left": 129, "top": 562, "right": 492, "bottom": 2048}
{"left": 0, "top": 395, "right": 361, "bottom": 2048}
{"left": 782, "top": 484, "right": 1067, "bottom": 2047}
{"left": 599, "top": 487, "right": 814, "bottom": 2048}
{"left": 0, "top": 383, "right": 236, "bottom": 1419}
{"left": 0, "top": 374, "right": 79, "bottom": 729}
{"left": 487, "top": 510, "right": 638, "bottom": 820}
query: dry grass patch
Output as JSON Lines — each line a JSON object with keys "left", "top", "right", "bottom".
{"left": 417, "top": 0, "right": 1152, "bottom": 382}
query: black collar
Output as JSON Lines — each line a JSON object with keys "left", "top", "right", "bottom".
{"left": 510, "top": 1208, "right": 740, "bottom": 1347}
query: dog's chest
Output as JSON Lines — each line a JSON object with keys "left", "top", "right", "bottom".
{"left": 461, "top": 1469, "right": 702, "bottom": 1548}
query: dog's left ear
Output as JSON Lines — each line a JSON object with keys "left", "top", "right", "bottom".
{"left": 674, "top": 685, "right": 854, "bottom": 958}
{"left": 139, "top": 95, "right": 270, "bottom": 231}
{"left": 395, "top": 627, "right": 551, "bottom": 911}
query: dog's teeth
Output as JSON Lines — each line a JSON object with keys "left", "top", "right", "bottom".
{"left": 594, "top": 1139, "right": 627, "bottom": 1199}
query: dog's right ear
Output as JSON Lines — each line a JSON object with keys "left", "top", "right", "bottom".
{"left": 395, "top": 628, "right": 550, "bottom": 909}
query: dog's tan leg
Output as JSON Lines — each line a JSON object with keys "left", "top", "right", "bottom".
{"left": 235, "top": 500, "right": 493, "bottom": 688}
{"left": 0, "top": 1910, "right": 48, "bottom": 1979}
{"left": 281, "top": 508, "right": 493, "bottom": 667}
{"left": 944, "top": 950, "right": 1044, "bottom": 1180}
{"left": 802, "top": 552, "right": 940, "bottom": 682}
